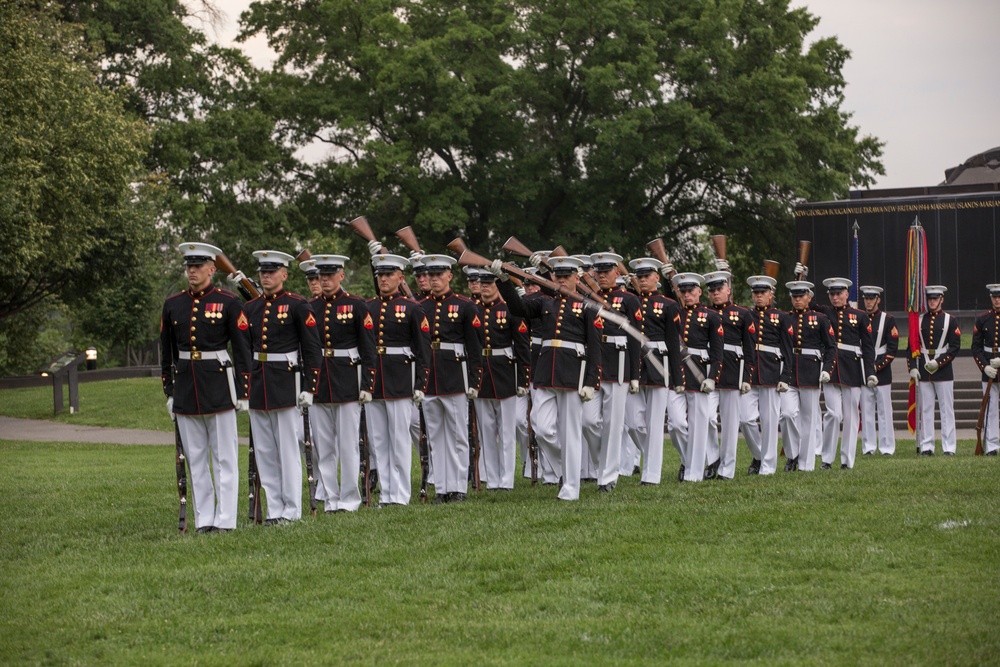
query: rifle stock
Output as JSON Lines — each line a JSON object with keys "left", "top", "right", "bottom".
{"left": 469, "top": 400, "right": 482, "bottom": 492}
{"left": 359, "top": 406, "right": 372, "bottom": 507}
{"left": 646, "top": 238, "right": 675, "bottom": 280}
{"left": 174, "top": 420, "right": 188, "bottom": 534}
{"left": 395, "top": 226, "right": 424, "bottom": 254}
{"left": 710, "top": 235, "right": 727, "bottom": 261}
{"left": 302, "top": 407, "right": 317, "bottom": 515}
{"left": 796, "top": 241, "right": 812, "bottom": 280}
{"left": 764, "top": 260, "right": 780, "bottom": 280}
{"left": 975, "top": 378, "right": 993, "bottom": 456}
{"left": 215, "top": 252, "right": 261, "bottom": 300}
{"left": 418, "top": 405, "right": 430, "bottom": 502}
{"left": 348, "top": 216, "right": 416, "bottom": 299}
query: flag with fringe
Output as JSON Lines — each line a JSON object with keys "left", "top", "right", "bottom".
{"left": 905, "top": 217, "right": 928, "bottom": 433}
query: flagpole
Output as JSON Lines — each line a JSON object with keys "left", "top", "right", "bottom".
{"left": 849, "top": 220, "right": 859, "bottom": 309}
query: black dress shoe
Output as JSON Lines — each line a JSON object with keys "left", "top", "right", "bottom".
{"left": 596, "top": 484, "right": 611, "bottom": 493}
{"left": 215, "top": 528, "right": 233, "bottom": 533}
{"left": 704, "top": 459, "right": 719, "bottom": 480}
{"left": 432, "top": 493, "right": 450, "bottom": 504}
{"left": 632, "top": 465, "right": 641, "bottom": 476}
{"left": 196, "top": 526, "right": 215, "bottom": 534}
{"left": 640, "top": 481, "right": 656, "bottom": 486}
{"left": 582, "top": 477, "right": 597, "bottom": 483}
{"left": 862, "top": 451, "right": 874, "bottom": 456}
{"left": 784, "top": 458, "right": 796, "bottom": 472}
{"left": 987, "top": 450, "right": 998, "bottom": 456}
{"left": 841, "top": 463, "right": 849, "bottom": 469}
{"left": 920, "top": 450, "right": 933, "bottom": 457}
{"left": 677, "top": 465, "right": 685, "bottom": 481}
{"left": 820, "top": 462, "right": 832, "bottom": 470}
{"left": 748, "top": 459, "right": 761, "bottom": 475}
{"left": 451, "top": 492, "right": 467, "bottom": 503}
{"left": 881, "top": 452, "right": 893, "bottom": 457}
{"left": 943, "top": 452, "right": 955, "bottom": 456}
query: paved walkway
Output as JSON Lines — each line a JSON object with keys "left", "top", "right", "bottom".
{"left": 0, "top": 416, "right": 250, "bottom": 446}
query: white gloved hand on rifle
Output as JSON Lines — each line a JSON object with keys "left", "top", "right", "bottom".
{"left": 367, "top": 240, "right": 383, "bottom": 256}
{"left": 819, "top": 370, "right": 831, "bottom": 384}
{"left": 226, "top": 270, "right": 247, "bottom": 291}
{"left": 740, "top": 381, "right": 751, "bottom": 394}
{"left": 715, "top": 258, "right": 731, "bottom": 272}
{"left": 297, "top": 391, "right": 313, "bottom": 408}
{"left": 909, "top": 368, "right": 920, "bottom": 381}
{"left": 528, "top": 252, "right": 544, "bottom": 269}
{"left": 412, "top": 390, "right": 425, "bottom": 406}
{"left": 579, "top": 386, "right": 595, "bottom": 402}
{"left": 515, "top": 286, "right": 526, "bottom": 297}
{"left": 166, "top": 396, "right": 174, "bottom": 420}
{"left": 700, "top": 378, "right": 715, "bottom": 393}
{"left": 776, "top": 381, "right": 789, "bottom": 393}
{"left": 985, "top": 366, "right": 998, "bottom": 379}
{"left": 515, "top": 386, "right": 528, "bottom": 398}
{"left": 991, "top": 357, "right": 1000, "bottom": 369}
{"left": 659, "top": 264, "right": 674, "bottom": 280}
{"left": 629, "top": 379, "right": 640, "bottom": 394}
{"left": 488, "top": 259, "right": 508, "bottom": 282}
{"left": 359, "top": 390, "right": 372, "bottom": 405}
{"left": 866, "top": 375, "right": 878, "bottom": 388}
{"left": 466, "top": 388, "right": 479, "bottom": 400}
{"left": 794, "top": 262, "right": 808, "bottom": 278}
{"left": 408, "top": 250, "right": 423, "bottom": 261}
{"left": 925, "top": 359, "right": 939, "bottom": 374}
{"left": 235, "top": 399, "right": 249, "bottom": 412}
{"left": 674, "top": 385, "right": 685, "bottom": 394}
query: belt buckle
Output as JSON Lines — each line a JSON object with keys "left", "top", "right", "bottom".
{"left": 482, "top": 347, "right": 492, "bottom": 357}
{"left": 190, "top": 351, "right": 202, "bottom": 361}
{"left": 376, "top": 346, "right": 386, "bottom": 355}
{"left": 257, "top": 352, "right": 267, "bottom": 362}
{"left": 431, "top": 341, "right": 441, "bottom": 350}
{"left": 792, "top": 347, "right": 801, "bottom": 355}
{"left": 324, "top": 348, "right": 335, "bottom": 357}
{"left": 550, "top": 340, "right": 563, "bottom": 349}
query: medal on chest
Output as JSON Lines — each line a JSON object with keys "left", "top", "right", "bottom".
{"left": 205, "top": 302, "right": 223, "bottom": 320}
{"left": 277, "top": 304, "right": 289, "bottom": 320}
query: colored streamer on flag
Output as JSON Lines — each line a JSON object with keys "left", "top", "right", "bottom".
{"left": 904, "top": 217, "right": 928, "bottom": 434}
{"left": 849, "top": 221, "right": 859, "bottom": 308}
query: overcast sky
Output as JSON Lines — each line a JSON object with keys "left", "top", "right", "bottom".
{"left": 214, "top": 0, "right": 999, "bottom": 192}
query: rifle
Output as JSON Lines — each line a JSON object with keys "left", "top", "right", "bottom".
{"left": 469, "top": 399, "right": 482, "bottom": 492}
{"left": 213, "top": 251, "right": 264, "bottom": 524}
{"left": 975, "top": 378, "right": 993, "bottom": 456}
{"left": 302, "top": 406, "right": 318, "bottom": 515}
{"left": 418, "top": 405, "right": 431, "bottom": 502}
{"left": 174, "top": 419, "right": 188, "bottom": 534}
{"left": 503, "top": 237, "right": 603, "bottom": 300}
{"left": 350, "top": 216, "right": 416, "bottom": 299}
{"left": 795, "top": 241, "right": 812, "bottom": 280}
{"left": 359, "top": 405, "right": 372, "bottom": 507}
{"left": 527, "top": 391, "right": 538, "bottom": 485}
{"left": 645, "top": 237, "right": 707, "bottom": 385}
{"left": 710, "top": 235, "right": 727, "bottom": 265}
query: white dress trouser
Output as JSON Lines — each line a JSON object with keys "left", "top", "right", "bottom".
{"left": 982, "top": 381, "right": 1000, "bottom": 454}
{"left": 625, "top": 386, "right": 668, "bottom": 484}
{"left": 780, "top": 387, "right": 821, "bottom": 471}
{"left": 918, "top": 381, "right": 956, "bottom": 454}
{"left": 861, "top": 385, "right": 896, "bottom": 455}
{"left": 311, "top": 402, "right": 362, "bottom": 512}
{"left": 532, "top": 387, "right": 584, "bottom": 500}
{"left": 582, "top": 381, "right": 628, "bottom": 487}
{"left": 424, "top": 393, "right": 470, "bottom": 495}
{"left": 740, "top": 389, "right": 763, "bottom": 461}
{"left": 706, "top": 390, "right": 741, "bottom": 478}
{"left": 822, "top": 384, "right": 862, "bottom": 468}
{"left": 366, "top": 398, "right": 413, "bottom": 504}
{"left": 683, "top": 391, "right": 711, "bottom": 482}
{"left": 620, "top": 425, "right": 640, "bottom": 475}
{"left": 475, "top": 396, "right": 517, "bottom": 489}
{"left": 516, "top": 393, "right": 530, "bottom": 477}
{"left": 745, "top": 388, "right": 780, "bottom": 474}
{"left": 176, "top": 411, "right": 239, "bottom": 530}
{"left": 250, "top": 407, "right": 303, "bottom": 520}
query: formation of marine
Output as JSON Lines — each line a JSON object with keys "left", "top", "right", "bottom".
{"left": 160, "top": 229, "right": 1000, "bottom": 532}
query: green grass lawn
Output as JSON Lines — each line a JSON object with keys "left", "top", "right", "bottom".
{"left": 1, "top": 439, "right": 998, "bottom": 665}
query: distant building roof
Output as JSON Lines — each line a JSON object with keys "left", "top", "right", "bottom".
{"left": 941, "top": 147, "right": 1000, "bottom": 185}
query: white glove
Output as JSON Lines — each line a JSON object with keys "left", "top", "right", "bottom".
{"left": 700, "top": 379, "right": 715, "bottom": 393}
{"left": 467, "top": 388, "right": 479, "bottom": 400}
{"left": 991, "top": 357, "right": 1000, "bottom": 369}
{"left": 297, "top": 391, "right": 313, "bottom": 408}
{"left": 235, "top": 399, "right": 249, "bottom": 412}
{"left": 740, "top": 382, "right": 751, "bottom": 394}
{"left": 794, "top": 262, "right": 808, "bottom": 278}
{"left": 579, "top": 386, "right": 595, "bottom": 402}
{"left": 487, "top": 259, "right": 507, "bottom": 281}
{"left": 166, "top": 396, "right": 174, "bottom": 419}
{"left": 925, "top": 359, "right": 939, "bottom": 374}
{"left": 819, "top": 371, "right": 831, "bottom": 384}
{"left": 515, "top": 386, "right": 528, "bottom": 397}
{"left": 226, "top": 270, "right": 247, "bottom": 290}
{"left": 359, "top": 390, "right": 372, "bottom": 405}
{"left": 409, "top": 250, "right": 423, "bottom": 262}
{"left": 674, "top": 385, "right": 685, "bottom": 394}
{"left": 577, "top": 267, "right": 585, "bottom": 277}
{"left": 909, "top": 368, "right": 920, "bottom": 381}
{"left": 367, "top": 240, "right": 383, "bottom": 256}
{"left": 629, "top": 379, "right": 640, "bottom": 394}
{"left": 412, "top": 390, "right": 425, "bottom": 406}
{"left": 776, "top": 381, "right": 789, "bottom": 393}
{"left": 659, "top": 264, "right": 674, "bottom": 279}
{"left": 715, "top": 258, "right": 730, "bottom": 272}
{"left": 866, "top": 375, "right": 878, "bottom": 388}
{"left": 528, "top": 252, "right": 544, "bottom": 269}
{"left": 515, "top": 286, "right": 526, "bottom": 297}
{"left": 985, "top": 366, "right": 998, "bottom": 379}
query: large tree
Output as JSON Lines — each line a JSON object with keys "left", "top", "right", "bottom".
{"left": 241, "top": 0, "right": 882, "bottom": 273}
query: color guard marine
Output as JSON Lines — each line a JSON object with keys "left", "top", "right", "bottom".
{"left": 859, "top": 286, "right": 898, "bottom": 456}
{"left": 813, "top": 277, "right": 876, "bottom": 470}
{"left": 161, "top": 242, "right": 252, "bottom": 533}
{"left": 779, "top": 281, "right": 835, "bottom": 472}
{"left": 308, "top": 254, "right": 377, "bottom": 512}
{"left": 743, "top": 275, "right": 793, "bottom": 475}
{"left": 908, "top": 285, "right": 961, "bottom": 456}
{"left": 244, "top": 250, "right": 322, "bottom": 524}
{"left": 672, "top": 272, "right": 724, "bottom": 483}
{"left": 971, "top": 283, "right": 1000, "bottom": 455}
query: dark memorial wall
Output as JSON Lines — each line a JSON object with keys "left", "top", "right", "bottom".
{"left": 794, "top": 192, "right": 1000, "bottom": 315}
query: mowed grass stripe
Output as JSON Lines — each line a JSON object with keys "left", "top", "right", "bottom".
{"left": 1, "top": 441, "right": 998, "bottom": 665}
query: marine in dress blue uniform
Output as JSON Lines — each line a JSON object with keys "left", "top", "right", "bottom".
{"left": 909, "top": 286, "right": 962, "bottom": 455}
{"left": 161, "top": 242, "right": 252, "bottom": 532}
{"left": 859, "top": 286, "right": 898, "bottom": 456}
{"left": 244, "top": 250, "right": 322, "bottom": 523}
{"left": 971, "top": 284, "right": 1000, "bottom": 455}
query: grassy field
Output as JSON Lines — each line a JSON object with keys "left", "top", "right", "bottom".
{"left": 1, "top": 381, "right": 999, "bottom": 665}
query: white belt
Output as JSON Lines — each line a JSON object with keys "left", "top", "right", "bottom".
{"left": 919, "top": 347, "right": 947, "bottom": 358}
{"left": 323, "top": 347, "right": 360, "bottom": 359}
{"left": 178, "top": 350, "right": 230, "bottom": 362}
{"left": 602, "top": 335, "right": 628, "bottom": 348}
{"left": 875, "top": 345, "right": 887, "bottom": 356}
{"left": 756, "top": 344, "right": 782, "bottom": 358}
{"left": 837, "top": 343, "right": 862, "bottom": 355}
{"left": 542, "top": 339, "right": 587, "bottom": 355}
{"left": 723, "top": 343, "right": 744, "bottom": 358}
{"left": 644, "top": 340, "right": 668, "bottom": 352}
{"left": 431, "top": 341, "right": 465, "bottom": 355}
{"left": 482, "top": 346, "right": 514, "bottom": 358}
{"left": 988, "top": 346, "right": 1000, "bottom": 354}
{"left": 376, "top": 346, "right": 413, "bottom": 356}
{"left": 253, "top": 351, "right": 299, "bottom": 363}
{"left": 687, "top": 347, "right": 709, "bottom": 361}
{"left": 530, "top": 336, "right": 542, "bottom": 346}
{"left": 793, "top": 347, "right": 822, "bottom": 358}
